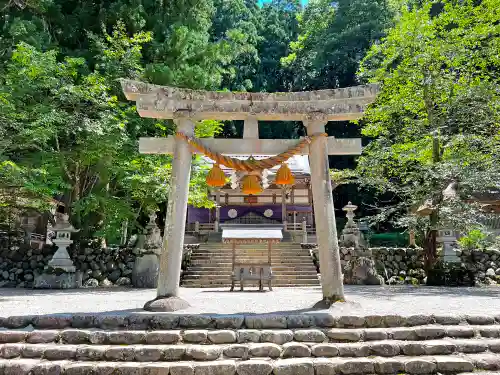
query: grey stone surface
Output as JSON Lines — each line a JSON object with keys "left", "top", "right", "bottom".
{"left": 434, "top": 355, "right": 474, "bottom": 372}
{"left": 326, "top": 329, "right": 362, "bottom": 342}
{"left": 186, "top": 345, "right": 222, "bottom": 361}
{"left": 294, "top": 329, "right": 326, "bottom": 343}
{"left": 25, "top": 331, "right": 58, "bottom": 344}
{"left": 208, "top": 330, "right": 237, "bottom": 344}
{"left": 249, "top": 343, "right": 282, "bottom": 358}
{"left": 237, "top": 330, "right": 261, "bottom": 343}
{"left": 104, "top": 346, "right": 136, "bottom": 361}
{"left": 194, "top": 360, "right": 236, "bottom": 375}
{"left": 311, "top": 344, "right": 339, "bottom": 357}
{"left": 75, "top": 345, "right": 106, "bottom": 360}
{"left": 146, "top": 330, "right": 181, "bottom": 344}
{"left": 273, "top": 359, "right": 314, "bottom": 375}
{"left": 170, "top": 362, "right": 195, "bottom": 375}
{"left": 33, "top": 272, "right": 80, "bottom": 289}
{"left": 363, "top": 328, "right": 388, "bottom": 341}
{"left": 374, "top": 358, "right": 404, "bottom": 374}
{"left": 0, "top": 332, "right": 26, "bottom": 343}
{"left": 404, "top": 358, "right": 437, "bottom": 374}
{"left": 132, "top": 254, "right": 159, "bottom": 288}
{"left": 339, "top": 358, "right": 374, "bottom": 374}
{"left": 313, "top": 358, "right": 338, "bottom": 375}
{"left": 134, "top": 346, "right": 163, "bottom": 362}
{"left": 446, "top": 326, "right": 475, "bottom": 338}
{"left": 163, "top": 346, "right": 187, "bottom": 361}
{"left": 223, "top": 344, "right": 249, "bottom": 359}
{"left": 43, "top": 345, "right": 77, "bottom": 360}
{"left": 369, "top": 341, "right": 400, "bottom": 356}
{"left": 2, "top": 286, "right": 500, "bottom": 316}
{"left": 479, "top": 326, "right": 500, "bottom": 338}
{"left": 260, "top": 330, "right": 293, "bottom": 345}
{"left": 422, "top": 340, "right": 456, "bottom": 355}
{"left": 390, "top": 327, "right": 417, "bottom": 341}
{"left": 245, "top": 315, "right": 287, "bottom": 329}
{"left": 236, "top": 360, "right": 272, "bottom": 375}
{"left": 281, "top": 342, "right": 311, "bottom": 358}
{"left": 414, "top": 326, "right": 445, "bottom": 339}
{"left": 60, "top": 329, "right": 90, "bottom": 344}
{"left": 183, "top": 330, "right": 208, "bottom": 343}
{"left": 337, "top": 343, "right": 370, "bottom": 357}
{"left": 108, "top": 331, "right": 145, "bottom": 344}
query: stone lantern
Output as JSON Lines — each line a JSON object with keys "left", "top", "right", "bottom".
{"left": 34, "top": 213, "right": 81, "bottom": 289}
{"left": 48, "top": 214, "right": 79, "bottom": 272}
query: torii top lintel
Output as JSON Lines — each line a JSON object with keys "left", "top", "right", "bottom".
{"left": 120, "top": 79, "right": 380, "bottom": 122}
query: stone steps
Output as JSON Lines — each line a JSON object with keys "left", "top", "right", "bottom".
{"left": 2, "top": 314, "right": 500, "bottom": 374}
{"left": 1, "top": 354, "right": 500, "bottom": 374}
{"left": 185, "top": 266, "right": 318, "bottom": 272}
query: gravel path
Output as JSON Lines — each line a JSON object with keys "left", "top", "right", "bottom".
{"left": 1, "top": 286, "right": 499, "bottom": 316}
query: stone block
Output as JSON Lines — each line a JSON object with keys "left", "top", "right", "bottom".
{"left": 363, "top": 329, "right": 388, "bottom": 341}
{"left": 142, "top": 363, "right": 171, "bottom": 375}
{"left": 224, "top": 344, "right": 249, "bottom": 359}
{"left": 151, "top": 315, "right": 180, "bottom": 330}
{"left": 455, "top": 339, "right": 489, "bottom": 353}
{"left": 406, "top": 315, "right": 433, "bottom": 326}
{"left": 237, "top": 330, "right": 261, "bottom": 343}
{"left": 236, "top": 360, "right": 273, "bottom": 375}
{"left": 107, "top": 331, "right": 145, "bottom": 345}
{"left": 374, "top": 358, "right": 404, "bottom": 374}
{"left": 293, "top": 329, "right": 326, "bottom": 343}
{"left": 214, "top": 316, "right": 244, "bottom": 329}
{"left": 488, "top": 340, "right": 500, "bottom": 352}
{"left": 479, "top": 326, "right": 500, "bottom": 338}
{"left": 313, "top": 314, "right": 337, "bottom": 328}
{"left": 445, "top": 326, "right": 475, "bottom": 338}
{"left": 71, "top": 315, "right": 95, "bottom": 329}
{"left": 170, "top": 362, "right": 195, "bottom": 375}
{"left": 134, "top": 346, "right": 164, "bottom": 362}
{"left": 75, "top": 345, "right": 107, "bottom": 361}
{"left": 21, "top": 344, "right": 45, "bottom": 358}
{"left": 282, "top": 342, "right": 311, "bottom": 358}
{"left": 401, "top": 343, "right": 426, "bottom": 356}
{"left": 249, "top": 343, "right": 282, "bottom": 358}
{"left": 194, "top": 360, "right": 236, "bottom": 375}
{"left": 469, "top": 353, "right": 500, "bottom": 370}
{"left": 390, "top": 327, "right": 417, "bottom": 341}
{"left": 369, "top": 341, "right": 400, "bottom": 357}
{"left": 180, "top": 316, "right": 214, "bottom": 329}
{"left": 311, "top": 344, "right": 339, "bottom": 357}
{"left": 88, "top": 331, "right": 107, "bottom": 345}
{"left": 337, "top": 343, "right": 370, "bottom": 357}
{"left": 414, "top": 326, "right": 445, "bottom": 339}
{"left": 467, "top": 315, "right": 495, "bottom": 325}
{"left": 183, "top": 330, "right": 208, "bottom": 343}
{"left": 364, "top": 315, "right": 384, "bottom": 328}
{"left": 31, "top": 361, "right": 65, "bottom": 375}
{"left": 423, "top": 340, "right": 456, "bottom": 355}
{"left": 43, "top": 345, "right": 77, "bottom": 360}
{"left": 0, "top": 332, "right": 26, "bottom": 343}
{"left": 96, "top": 315, "right": 128, "bottom": 330}
{"left": 313, "top": 358, "right": 339, "bottom": 375}
{"left": 186, "top": 345, "right": 222, "bottom": 361}
{"left": 127, "top": 314, "right": 153, "bottom": 330}
{"left": 34, "top": 272, "right": 80, "bottom": 289}
{"left": 339, "top": 358, "right": 374, "bottom": 374}
{"left": 260, "top": 330, "right": 293, "bottom": 345}
{"left": 98, "top": 363, "right": 142, "bottom": 375}
{"left": 60, "top": 329, "right": 90, "bottom": 344}
{"left": 132, "top": 254, "right": 159, "bottom": 288}
{"left": 434, "top": 355, "right": 474, "bottom": 372}
{"left": 245, "top": 315, "right": 287, "bottom": 329}
{"left": 104, "top": 346, "right": 136, "bottom": 361}
{"left": 146, "top": 331, "right": 182, "bottom": 344}
{"left": 404, "top": 358, "right": 436, "bottom": 374}
{"left": 326, "top": 329, "right": 362, "bottom": 342}
{"left": 286, "top": 315, "right": 314, "bottom": 328}
{"left": 273, "top": 359, "right": 314, "bottom": 375}
{"left": 384, "top": 315, "right": 406, "bottom": 327}
{"left": 208, "top": 330, "right": 237, "bottom": 344}
{"left": 32, "top": 315, "right": 71, "bottom": 329}
{"left": 1, "top": 343, "right": 24, "bottom": 358}
{"left": 162, "top": 345, "right": 187, "bottom": 361}
{"left": 63, "top": 363, "right": 97, "bottom": 375}
{"left": 433, "top": 315, "right": 462, "bottom": 325}
{"left": 337, "top": 316, "right": 365, "bottom": 328}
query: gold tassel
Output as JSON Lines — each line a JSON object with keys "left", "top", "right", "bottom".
{"left": 241, "top": 174, "right": 263, "bottom": 195}
{"left": 206, "top": 164, "right": 226, "bottom": 188}
{"left": 275, "top": 163, "right": 295, "bottom": 186}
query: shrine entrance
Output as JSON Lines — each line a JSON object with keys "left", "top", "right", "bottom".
{"left": 121, "top": 79, "right": 379, "bottom": 311}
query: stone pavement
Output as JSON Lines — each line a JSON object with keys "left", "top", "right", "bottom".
{"left": 1, "top": 285, "right": 500, "bottom": 316}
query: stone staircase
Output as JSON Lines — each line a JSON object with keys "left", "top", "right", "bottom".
{"left": 2, "top": 313, "right": 500, "bottom": 374}
{"left": 182, "top": 242, "right": 320, "bottom": 287}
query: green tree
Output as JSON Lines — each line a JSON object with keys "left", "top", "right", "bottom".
{"left": 356, "top": 0, "right": 500, "bottom": 267}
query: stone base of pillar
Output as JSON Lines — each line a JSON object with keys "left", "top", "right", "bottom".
{"left": 312, "top": 296, "right": 345, "bottom": 309}
{"left": 143, "top": 296, "right": 191, "bottom": 312}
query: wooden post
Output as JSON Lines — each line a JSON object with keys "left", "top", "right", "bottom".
{"left": 302, "top": 220, "right": 308, "bottom": 244}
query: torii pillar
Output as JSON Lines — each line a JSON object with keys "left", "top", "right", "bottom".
{"left": 120, "top": 79, "right": 379, "bottom": 311}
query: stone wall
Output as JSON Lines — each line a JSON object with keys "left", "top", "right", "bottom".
{"left": 0, "top": 235, "right": 198, "bottom": 288}
{"left": 457, "top": 247, "right": 500, "bottom": 285}
{"left": 308, "top": 246, "right": 426, "bottom": 284}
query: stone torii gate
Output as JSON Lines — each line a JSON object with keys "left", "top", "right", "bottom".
{"left": 121, "top": 79, "right": 379, "bottom": 311}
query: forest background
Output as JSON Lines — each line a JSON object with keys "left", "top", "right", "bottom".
{"left": 0, "top": 0, "right": 499, "bottom": 262}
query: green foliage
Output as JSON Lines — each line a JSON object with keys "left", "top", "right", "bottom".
{"left": 458, "top": 229, "right": 489, "bottom": 250}
{"left": 355, "top": 0, "right": 500, "bottom": 264}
